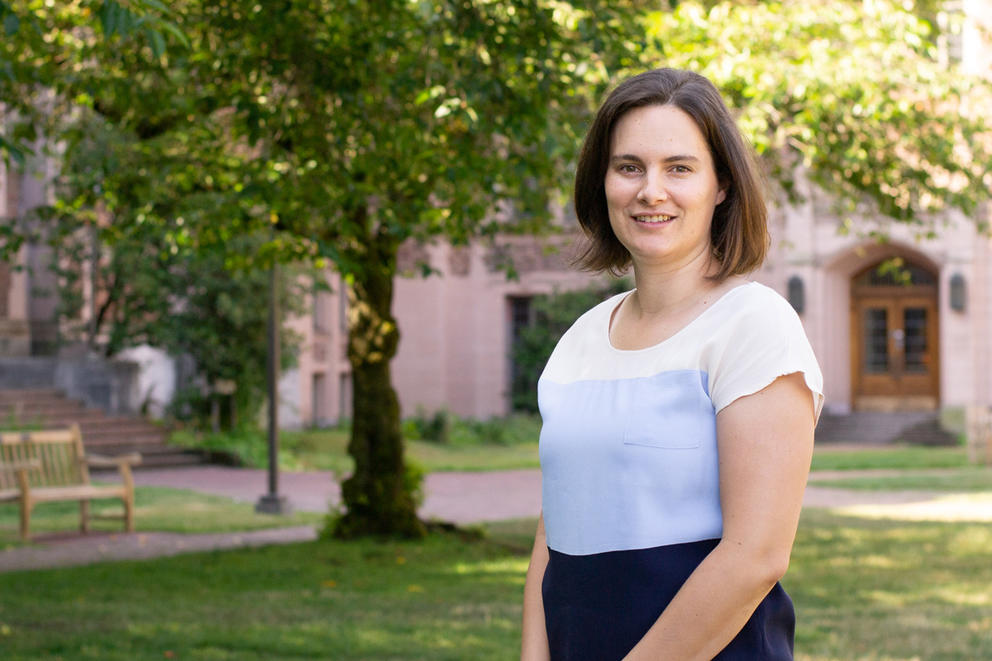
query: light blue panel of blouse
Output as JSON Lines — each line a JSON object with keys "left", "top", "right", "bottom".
{"left": 538, "top": 370, "right": 724, "bottom": 556}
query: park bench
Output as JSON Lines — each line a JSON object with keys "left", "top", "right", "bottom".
{"left": 0, "top": 424, "right": 141, "bottom": 540}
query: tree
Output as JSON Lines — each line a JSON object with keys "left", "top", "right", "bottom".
{"left": 0, "top": 0, "right": 187, "bottom": 281}
{"left": 4, "top": 0, "right": 989, "bottom": 539}
{"left": 6, "top": 0, "right": 646, "bottom": 537}
{"left": 644, "top": 1, "right": 992, "bottom": 231}
{"left": 2, "top": 1, "right": 297, "bottom": 425}
{"left": 174, "top": 0, "right": 648, "bottom": 538}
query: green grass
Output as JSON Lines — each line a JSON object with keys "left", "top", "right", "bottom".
{"left": 172, "top": 427, "right": 978, "bottom": 476}
{"left": 282, "top": 428, "right": 541, "bottom": 473}
{"left": 810, "top": 445, "right": 970, "bottom": 472}
{"left": 789, "top": 509, "right": 992, "bottom": 660}
{"left": 810, "top": 466, "right": 992, "bottom": 492}
{"left": 0, "top": 485, "right": 323, "bottom": 548}
{"left": 0, "top": 510, "right": 989, "bottom": 660}
{"left": 171, "top": 427, "right": 541, "bottom": 473}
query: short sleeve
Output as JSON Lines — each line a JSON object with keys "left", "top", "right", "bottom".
{"left": 708, "top": 290, "right": 824, "bottom": 422}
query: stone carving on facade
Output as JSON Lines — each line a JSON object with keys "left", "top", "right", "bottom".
{"left": 396, "top": 240, "right": 432, "bottom": 276}
{"left": 448, "top": 246, "right": 471, "bottom": 276}
{"left": 0, "top": 262, "right": 9, "bottom": 318}
{"left": 484, "top": 235, "right": 576, "bottom": 275}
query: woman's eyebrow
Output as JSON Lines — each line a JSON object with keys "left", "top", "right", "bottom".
{"left": 609, "top": 154, "right": 644, "bottom": 163}
{"left": 609, "top": 154, "right": 701, "bottom": 164}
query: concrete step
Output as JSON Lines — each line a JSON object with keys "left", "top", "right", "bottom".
{"left": 90, "top": 446, "right": 213, "bottom": 470}
{"left": 83, "top": 433, "right": 172, "bottom": 449}
{"left": 79, "top": 418, "right": 168, "bottom": 438}
{"left": 895, "top": 418, "right": 959, "bottom": 446}
{"left": 816, "top": 411, "right": 953, "bottom": 445}
{"left": 0, "top": 388, "right": 63, "bottom": 403}
{"left": 2, "top": 410, "right": 110, "bottom": 425}
{"left": 0, "top": 402, "right": 89, "bottom": 420}
{"left": 0, "top": 387, "right": 209, "bottom": 467}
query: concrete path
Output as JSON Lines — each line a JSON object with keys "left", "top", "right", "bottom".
{"left": 118, "top": 466, "right": 545, "bottom": 523}
{"left": 1, "top": 466, "right": 984, "bottom": 573}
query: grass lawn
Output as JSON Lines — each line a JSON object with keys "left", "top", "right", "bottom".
{"left": 810, "top": 466, "right": 992, "bottom": 492}
{"left": 177, "top": 427, "right": 979, "bottom": 475}
{"left": 1, "top": 510, "right": 990, "bottom": 660}
{"left": 285, "top": 429, "right": 543, "bottom": 473}
{"left": 810, "top": 445, "right": 971, "bottom": 472}
{"left": 0, "top": 486, "right": 323, "bottom": 548}
{"left": 173, "top": 426, "right": 543, "bottom": 473}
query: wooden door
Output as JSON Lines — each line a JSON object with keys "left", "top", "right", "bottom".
{"left": 851, "top": 262, "right": 939, "bottom": 410}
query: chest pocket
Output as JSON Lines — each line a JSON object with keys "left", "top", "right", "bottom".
{"left": 622, "top": 370, "right": 714, "bottom": 450}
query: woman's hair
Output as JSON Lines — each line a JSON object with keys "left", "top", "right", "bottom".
{"left": 573, "top": 68, "right": 768, "bottom": 279}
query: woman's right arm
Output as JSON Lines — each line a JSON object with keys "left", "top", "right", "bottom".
{"left": 521, "top": 513, "right": 551, "bottom": 661}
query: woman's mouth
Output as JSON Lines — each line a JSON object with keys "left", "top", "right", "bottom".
{"left": 633, "top": 214, "right": 675, "bottom": 224}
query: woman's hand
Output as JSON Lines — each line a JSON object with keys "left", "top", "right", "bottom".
{"left": 521, "top": 513, "right": 551, "bottom": 661}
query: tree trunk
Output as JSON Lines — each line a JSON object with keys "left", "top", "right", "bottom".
{"left": 333, "top": 229, "right": 425, "bottom": 538}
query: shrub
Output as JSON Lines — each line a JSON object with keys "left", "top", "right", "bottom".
{"left": 510, "top": 278, "right": 630, "bottom": 412}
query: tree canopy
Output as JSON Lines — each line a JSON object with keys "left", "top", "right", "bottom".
{"left": 647, "top": 1, "right": 991, "bottom": 230}
{"left": 2, "top": 0, "right": 990, "bottom": 537}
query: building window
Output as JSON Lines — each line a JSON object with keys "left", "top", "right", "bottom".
{"left": 507, "top": 295, "right": 536, "bottom": 413}
{"left": 312, "top": 372, "right": 328, "bottom": 427}
{"left": 339, "top": 372, "right": 352, "bottom": 423}
{"left": 312, "top": 279, "right": 329, "bottom": 334}
{"left": 339, "top": 276, "right": 348, "bottom": 333}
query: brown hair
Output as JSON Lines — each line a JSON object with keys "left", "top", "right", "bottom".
{"left": 573, "top": 68, "right": 768, "bottom": 279}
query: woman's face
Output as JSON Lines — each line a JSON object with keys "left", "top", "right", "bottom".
{"left": 604, "top": 104, "right": 726, "bottom": 272}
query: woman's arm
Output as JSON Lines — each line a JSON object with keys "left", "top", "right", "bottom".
{"left": 521, "top": 513, "right": 551, "bottom": 661}
{"left": 623, "top": 371, "right": 816, "bottom": 660}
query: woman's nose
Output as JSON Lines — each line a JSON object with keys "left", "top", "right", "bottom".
{"left": 637, "top": 172, "right": 668, "bottom": 204}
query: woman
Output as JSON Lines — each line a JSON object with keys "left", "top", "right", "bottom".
{"left": 521, "top": 68, "right": 823, "bottom": 660}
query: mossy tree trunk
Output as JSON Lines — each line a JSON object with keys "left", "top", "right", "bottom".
{"left": 334, "top": 223, "right": 425, "bottom": 538}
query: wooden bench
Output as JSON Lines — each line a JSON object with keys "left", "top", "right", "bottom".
{"left": 0, "top": 424, "right": 141, "bottom": 540}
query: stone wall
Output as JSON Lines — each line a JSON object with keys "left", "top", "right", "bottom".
{"left": 0, "top": 356, "right": 142, "bottom": 415}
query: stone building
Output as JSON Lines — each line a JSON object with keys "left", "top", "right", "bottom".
{"left": 2, "top": 1, "right": 991, "bottom": 431}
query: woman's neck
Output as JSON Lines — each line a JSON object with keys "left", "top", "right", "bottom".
{"left": 628, "top": 252, "right": 721, "bottom": 318}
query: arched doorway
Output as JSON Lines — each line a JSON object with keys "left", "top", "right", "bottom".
{"left": 850, "top": 259, "right": 939, "bottom": 411}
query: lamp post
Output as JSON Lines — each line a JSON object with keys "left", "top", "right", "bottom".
{"left": 256, "top": 261, "right": 291, "bottom": 514}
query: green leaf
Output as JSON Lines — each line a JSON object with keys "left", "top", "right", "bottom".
{"left": 148, "top": 27, "right": 166, "bottom": 58}
{"left": 157, "top": 20, "right": 190, "bottom": 48}
{"left": 140, "top": 0, "right": 174, "bottom": 16}
{"left": 3, "top": 10, "right": 18, "bottom": 36}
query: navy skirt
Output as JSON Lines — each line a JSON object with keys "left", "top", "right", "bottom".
{"left": 542, "top": 538, "right": 795, "bottom": 660}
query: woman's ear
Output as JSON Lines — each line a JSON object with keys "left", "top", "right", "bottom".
{"left": 716, "top": 185, "right": 728, "bottom": 206}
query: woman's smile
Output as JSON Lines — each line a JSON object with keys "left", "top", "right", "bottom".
{"left": 604, "top": 104, "right": 726, "bottom": 269}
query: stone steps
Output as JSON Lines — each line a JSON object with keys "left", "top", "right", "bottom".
{"left": 0, "top": 388, "right": 210, "bottom": 467}
{"left": 815, "top": 411, "right": 958, "bottom": 446}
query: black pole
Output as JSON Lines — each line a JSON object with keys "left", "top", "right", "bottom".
{"left": 256, "top": 261, "right": 290, "bottom": 514}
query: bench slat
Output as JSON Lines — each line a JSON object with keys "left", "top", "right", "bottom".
{"left": 0, "top": 425, "right": 139, "bottom": 539}
{"left": 29, "top": 485, "right": 128, "bottom": 502}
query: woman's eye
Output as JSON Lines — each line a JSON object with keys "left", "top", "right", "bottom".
{"left": 671, "top": 165, "right": 692, "bottom": 174}
{"left": 618, "top": 164, "right": 641, "bottom": 174}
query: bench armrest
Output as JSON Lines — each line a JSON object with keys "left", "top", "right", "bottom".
{"left": 84, "top": 453, "right": 142, "bottom": 468}
{"left": 0, "top": 458, "right": 41, "bottom": 473}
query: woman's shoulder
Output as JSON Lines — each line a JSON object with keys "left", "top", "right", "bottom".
{"left": 696, "top": 281, "right": 809, "bottom": 355}
{"left": 713, "top": 281, "right": 800, "bottom": 324}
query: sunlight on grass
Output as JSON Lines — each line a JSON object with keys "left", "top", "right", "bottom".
{"left": 810, "top": 446, "right": 969, "bottom": 471}
{"left": 0, "top": 485, "right": 322, "bottom": 547}
{"left": 831, "top": 492, "right": 992, "bottom": 522}
{"left": 810, "top": 466, "right": 992, "bottom": 491}
{"left": 0, "top": 511, "right": 989, "bottom": 660}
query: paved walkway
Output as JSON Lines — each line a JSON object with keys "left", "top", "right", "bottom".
{"left": 1, "top": 466, "right": 985, "bottom": 573}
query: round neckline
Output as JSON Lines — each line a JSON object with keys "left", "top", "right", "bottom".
{"left": 604, "top": 281, "right": 757, "bottom": 354}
